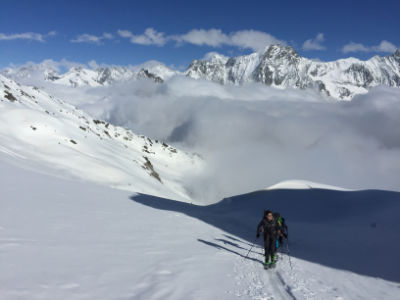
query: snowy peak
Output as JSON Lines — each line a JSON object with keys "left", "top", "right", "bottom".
{"left": 137, "top": 68, "right": 164, "bottom": 83}
{"left": 262, "top": 44, "right": 300, "bottom": 61}
{"left": 53, "top": 66, "right": 101, "bottom": 87}
{"left": 43, "top": 68, "right": 61, "bottom": 81}
{"left": 203, "top": 52, "right": 230, "bottom": 64}
{"left": 96, "top": 66, "right": 136, "bottom": 85}
{"left": 137, "top": 61, "right": 181, "bottom": 80}
{"left": 185, "top": 44, "right": 400, "bottom": 99}
{"left": 253, "top": 45, "right": 305, "bottom": 88}
{"left": 1, "top": 62, "right": 179, "bottom": 88}
{"left": 50, "top": 66, "right": 159, "bottom": 87}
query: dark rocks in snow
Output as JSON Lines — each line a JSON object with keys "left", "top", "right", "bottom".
{"left": 4, "top": 90, "right": 17, "bottom": 102}
{"left": 138, "top": 69, "right": 164, "bottom": 83}
{"left": 142, "top": 156, "right": 162, "bottom": 183}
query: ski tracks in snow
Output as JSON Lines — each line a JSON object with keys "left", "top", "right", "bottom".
{"left": 229, "top": 240, "right": 317, "bottom": 300}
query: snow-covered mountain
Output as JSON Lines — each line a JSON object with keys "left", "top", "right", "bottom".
{"left": 186, "top": 44, "right": 400, "bottom": 99}
{"left": 2, "top": 45, "right": 400, "bottom": 98}
{"left": 0, "top": 74, "right": 202, "bottom": 202}
{"left": 1, "top": 62, "right": 178, "bottom": 87}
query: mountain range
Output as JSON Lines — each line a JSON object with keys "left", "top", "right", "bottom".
{"left": 2, "top": 44, "right": 400, "bottom": 99}
{"left": 186, "top": 45, "right": 400, "bottom": 99}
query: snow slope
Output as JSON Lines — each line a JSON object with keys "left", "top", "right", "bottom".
{"left": 0, "top": 74, "right": 202, "bottom": 202}
{"left": 266, "top": 180, "right": 351, "bottom": 191}
{"left": 1, "top": 156, "right": 399, "bottom": 300}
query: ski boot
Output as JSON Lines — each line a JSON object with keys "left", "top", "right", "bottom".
{"left": 264, "top": 260, "right": 271, "bottom": 269}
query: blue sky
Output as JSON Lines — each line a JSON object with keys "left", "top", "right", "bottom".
{"left": 0, "top": 0, "right": 399, "bottom": 69}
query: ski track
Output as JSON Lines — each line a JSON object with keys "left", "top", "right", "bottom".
{"left": 0, "top": 145, "right": 26, "bottom": 159}
{"left": 229, "top": 239, "right": 321, "bottom": 300}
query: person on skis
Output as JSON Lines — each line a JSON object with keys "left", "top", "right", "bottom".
{"left": 273, "top": 212, "right": 288, "bottom": 249}
{"left": 256, "top": 210, "right": 282, "bottom": 267}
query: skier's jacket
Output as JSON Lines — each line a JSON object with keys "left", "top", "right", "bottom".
{"left": 257, "top": 213, "right": 280, "bottom": 241}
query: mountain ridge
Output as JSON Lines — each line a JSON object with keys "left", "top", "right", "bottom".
{"left": 186, "top": 44, "right": 400, "bottom": 99}
{"left": 2, "top": 45, "right": 400, "bottom": 99}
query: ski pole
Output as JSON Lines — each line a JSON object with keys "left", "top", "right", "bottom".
{"left": 243, "top": 237, "right": 258, "bottom": 260}
{"left": 286, "top": 237, "right": 293, "bottom": 271}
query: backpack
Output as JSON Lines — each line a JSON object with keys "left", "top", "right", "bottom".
{"left": 273, "top": 212, "right": 288, "bottom": 238}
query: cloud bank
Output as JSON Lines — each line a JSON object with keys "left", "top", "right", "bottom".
{"left": 29, "top": 75, "right": 398, "bottom": 202}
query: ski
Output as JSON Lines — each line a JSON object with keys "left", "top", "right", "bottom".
{"left": 264, "top": 262, "right": 276, "bottom": 270}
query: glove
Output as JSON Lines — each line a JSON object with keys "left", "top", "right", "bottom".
{"left": 256, "top": 233, "right": 260, "bottom": 238}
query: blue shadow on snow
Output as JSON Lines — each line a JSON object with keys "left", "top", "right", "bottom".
{"left": 130, "top": 188, "right": 400, "bottom": 282}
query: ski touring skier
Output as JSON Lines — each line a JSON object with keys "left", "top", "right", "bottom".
{"left": 274, "top": 212, "right": 288, "bottom": 249}
{"left": 256, "top": 210, "right": 286, "bottom": 269}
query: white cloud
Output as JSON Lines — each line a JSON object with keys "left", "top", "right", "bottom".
{"left": 117, "top": 28, "right": 167, "bottom": 46}
{"left": 371, "top": 40, "right": 397, "bottom": 53}
{"left": 88, "top": 60, "right": 99, "bottom": 69}
{"left": 71, "top": 32, "right": 114, "bottom": 45}
{"left": 174, "top": 28, "right": 283, "bottom": 51}
{"left": 342, "top": 42, "right": 369, "bottom": 53}
{"left": 174, "top": 29, "right": 229, "bottom": 47}
{"left": 202, "top": 52, "right": 229, "bottom": 62}
{"left": 229, "top": 30, "right": 283, "bottom": 51}
{"left": 102, "top": 33, "right": 113, "bottom": 40}
{"left": 47, "top": 31, "right": 57, "bottom": 37}
{"left": 119, "top": 28, "right": 284, "bottom": 51}
{"left": 117, "top": 30, "right": 132, "bottom": 39}
{"left": 0, "top": 31, "right": 56, "bottom": 42}
{"left": 342, "top": 40, "right": 398, "bottom": 53}
{"left": 302, "top": 33, "right": 326, "bottom": 51}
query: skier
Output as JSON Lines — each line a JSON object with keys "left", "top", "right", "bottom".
{"left": 256, "top": 210, "right": 282, "bottom": 268}
{"left": 273, "top": 212, "right": 288, "bottom": 249}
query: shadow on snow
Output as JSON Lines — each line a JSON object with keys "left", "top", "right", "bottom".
{"left": 130, "top": 188, "right": 400, "bottom": 282}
